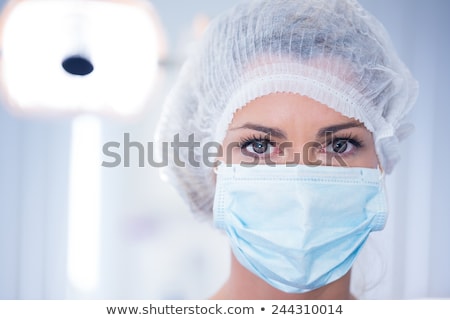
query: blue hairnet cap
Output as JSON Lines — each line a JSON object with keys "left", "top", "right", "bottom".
{"left": 156, "top": 0, "right": 419, "bottom": 219}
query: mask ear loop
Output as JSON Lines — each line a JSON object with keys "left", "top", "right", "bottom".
{"left": 213, "top": 160, "right": 223, "bottom": 174}
{"left": 377, "top": 165, "right": 385, "bottom": 180}
{"left": 377, "top": 165, "right": 386, "bottom": 195}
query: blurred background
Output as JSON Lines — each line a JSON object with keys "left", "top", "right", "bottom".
{"left": 0, "top": 0, "right": 449, "bottom": 299}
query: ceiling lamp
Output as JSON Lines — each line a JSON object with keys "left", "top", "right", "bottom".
{"left": 0, "top": 0, "right": 165, "bottom": 117}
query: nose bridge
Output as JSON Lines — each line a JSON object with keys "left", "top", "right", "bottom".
{"left": 283, "top": 141, "right": 302, "bottom": 165}
{"left": 280, "top": 139, "right": 319, "bottom": 165}
{"left": 279, "top": 112, "right": 321, "bottom": 165}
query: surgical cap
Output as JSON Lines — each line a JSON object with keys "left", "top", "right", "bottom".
{"left": 155, "top": 0, "right": 419, "bottom": 220}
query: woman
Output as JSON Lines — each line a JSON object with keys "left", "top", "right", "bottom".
{"left": 155, "top": 0, "right": 418, "bottom": 299}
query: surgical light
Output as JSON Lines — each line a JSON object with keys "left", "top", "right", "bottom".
{"left": 0, "top": 0, "right": 165, "bottom": 116}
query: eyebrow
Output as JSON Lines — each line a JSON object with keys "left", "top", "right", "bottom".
{"left": 316, "top": 121, "right": 365, "bottom": 138}
{"left": 229, "top": 123, "right": 287, "bottom": 139}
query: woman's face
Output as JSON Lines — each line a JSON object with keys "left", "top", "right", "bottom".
{"left": 220, "top": 93, "right": 379, "bottom": 168}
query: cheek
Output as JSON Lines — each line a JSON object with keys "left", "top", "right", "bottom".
{"left": 222, "top": 144, "right": 253, "bottom": 164}
{"left": 366, "top": 147, "right": 380, "bottom": 168}
{"left": 363, "top": 136, "right": 379, "bottom": 168}
{"left": 351, "top": 142, "right": 379, "bottom": 168}
{"left": 218, "top": 139, "right": 243, "bottom": 164}
{"left": 341, "top": 131, "right": 379, "bottom": 168}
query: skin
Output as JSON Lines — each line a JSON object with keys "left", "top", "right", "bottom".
{"left": 211, "top": 92, "right": 379, "bottom": 300}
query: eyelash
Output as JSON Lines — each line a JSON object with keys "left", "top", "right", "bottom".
{"left": 239, "top": 134, "right": 277, "bottom": 157}
{"left": 321, "top": 133, "right": 364, "bottom": 155}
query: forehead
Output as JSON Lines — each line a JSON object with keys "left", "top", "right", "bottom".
{"left": 229, "top": 92, "right": 362, "bottom": 129}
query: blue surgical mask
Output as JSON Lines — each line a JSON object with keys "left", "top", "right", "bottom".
{"left": 213, "top": 164, "right": 387, "bottom": 293}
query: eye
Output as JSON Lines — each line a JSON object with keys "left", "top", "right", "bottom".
{"left": 247, "top": 140, "right": 271, "bottom": 154}
{"left": 325, "top": 138, "right": 361, "bottom": 154}
{"left": 240, "top": 136, "right": 276, "bottom": 157}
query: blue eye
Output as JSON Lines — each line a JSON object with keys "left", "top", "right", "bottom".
{"left": 325, "top": 138, "right": 361, "bottom": 154}
{"left": 240, "top": 136, "right": 276, "bottom": 157}
{"left": 246, "top": 140, "right": 270, "bottom": 154}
